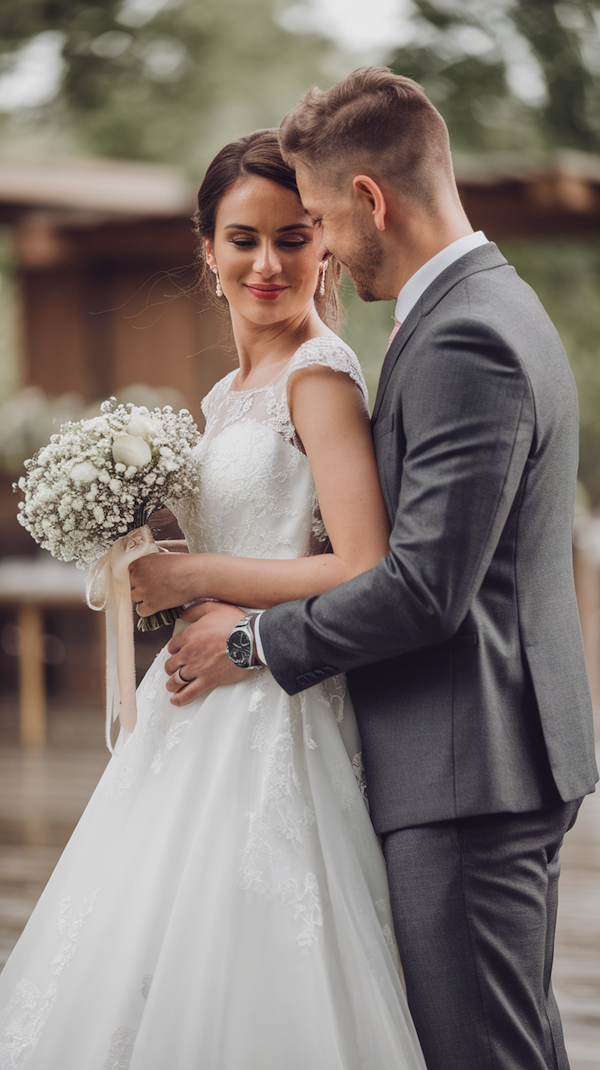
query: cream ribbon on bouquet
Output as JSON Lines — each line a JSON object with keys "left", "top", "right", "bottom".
{"left": 86, "top": 524, "right": 160, "bottom": 752}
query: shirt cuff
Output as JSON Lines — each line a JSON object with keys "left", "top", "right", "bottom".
{"left": 253, "top": 611, "right": 267, "bottom": 666}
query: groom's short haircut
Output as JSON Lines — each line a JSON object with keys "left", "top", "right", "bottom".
{"left": 279, "top": 66, "right": 454, "bottom": 211}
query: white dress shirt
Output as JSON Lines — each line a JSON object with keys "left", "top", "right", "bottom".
{"left": 253, "top": 230, "right": 489, "bottom": 667}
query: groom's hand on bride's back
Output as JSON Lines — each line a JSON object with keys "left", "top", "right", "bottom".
{"left": 165, "top": 602, "right": 248, "bottom": 705}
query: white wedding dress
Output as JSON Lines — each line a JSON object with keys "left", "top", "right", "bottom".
{"left": 0, "top": 337, "right": 426, "bottom": 1070}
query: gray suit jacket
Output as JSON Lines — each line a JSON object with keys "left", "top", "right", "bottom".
{"left": 260, "top": 243, "right": 598, "bottom": 834}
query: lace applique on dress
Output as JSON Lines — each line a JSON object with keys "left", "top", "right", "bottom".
{"left": 103, "top": 1027, "right": 136, "bottom": 1070}
{"left": 101, "top": 972, "right": 153, "bottom": 1070}
{"left": 351, "top": 752, "right": 369, "bottom": 809}
{"left": 239, "top": 679, "right": 323, "bottom": 951}
{"left": 321, "top": 673, "right": 347, "bottom": 724}
{"left": 0, "top": 892, "right": 98, "bottom": 1068}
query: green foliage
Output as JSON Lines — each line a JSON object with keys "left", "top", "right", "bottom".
{"left": 498, "top": 240, "right": 600, "bottom": 505}
{"left": 340, "top": 281, "right": 395, "bottom": 406}
{"left": 512, "top": 0, "right": 600, "bottom": 150}
{"left": 0, "top": 0, "right": 338, "bottom": 173}
{"left": 389, "top": 0, "right": 600, "bottom": 154}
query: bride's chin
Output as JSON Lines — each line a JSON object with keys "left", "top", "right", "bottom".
{"left": 236, "top": 303, "right": 299, "bottom": 327}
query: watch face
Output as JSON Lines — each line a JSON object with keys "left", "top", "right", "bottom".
{"left": 228, "top": 629, "right": 252, "bottom": 667}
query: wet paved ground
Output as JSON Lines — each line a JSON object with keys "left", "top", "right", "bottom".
{"left": 0, "top": 704, "right": 598, "bottom": 1067}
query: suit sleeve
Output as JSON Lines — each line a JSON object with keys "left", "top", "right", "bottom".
{"left": 260, "top": 317, "right": 535, "bottom": 695}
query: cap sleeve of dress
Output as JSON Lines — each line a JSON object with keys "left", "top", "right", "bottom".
{"left": 285, "top": 336, "right": 368, "bottom": 405}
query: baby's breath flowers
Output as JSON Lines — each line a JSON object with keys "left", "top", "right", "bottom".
{"left": 14, "top": 399, "right": 200, "bottom": 629}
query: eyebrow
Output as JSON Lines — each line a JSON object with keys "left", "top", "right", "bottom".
{"left": 223, "top": 223, "right": 313, "bottom": 232}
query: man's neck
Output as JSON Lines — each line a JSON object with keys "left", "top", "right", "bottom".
{"left": 388, "top": 222, "right": 474, "bottom": 298}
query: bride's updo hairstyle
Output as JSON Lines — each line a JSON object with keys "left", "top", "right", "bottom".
{"left": 194, "top": 130, "right": 343, "bottom": 333}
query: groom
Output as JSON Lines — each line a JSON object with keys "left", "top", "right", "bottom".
{"left": 163, "top": 68, "right": 598, "bottom": 1069}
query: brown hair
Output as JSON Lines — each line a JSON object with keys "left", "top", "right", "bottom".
{"left": 194, "top": 130, "right": 343, "bottom": 332}
{"left": 279, "top": 67, "right": 454, "bottom": 211}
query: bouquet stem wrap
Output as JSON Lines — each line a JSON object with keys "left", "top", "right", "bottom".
{"left": 86, "top": 525, "right": 159, "bottom": 752}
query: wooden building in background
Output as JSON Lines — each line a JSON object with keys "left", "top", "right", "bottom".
{"left": 0, "top": 156, "right": 229, "bottom": 425}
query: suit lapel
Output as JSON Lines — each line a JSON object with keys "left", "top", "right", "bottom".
{"left": 371, "top": 243, "right": 508, "bottom": 424}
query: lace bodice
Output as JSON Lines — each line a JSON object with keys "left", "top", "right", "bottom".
{"left": 174, "top": 336, "right": 368, "bottom": 560}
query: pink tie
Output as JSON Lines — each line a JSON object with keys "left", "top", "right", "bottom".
{"left": 387, "top": 318, "right": 401, "bottom": 352}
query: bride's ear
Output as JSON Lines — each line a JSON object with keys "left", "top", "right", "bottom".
{"left": 204, "top": 238, "right": 216, "bottom": 269}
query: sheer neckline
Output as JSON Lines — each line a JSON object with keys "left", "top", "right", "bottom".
{"left": 226, "top": 336, "right": 332, "bottom": 396}
{"left": 227, "top": 359, "right": 290, "bottom": 396}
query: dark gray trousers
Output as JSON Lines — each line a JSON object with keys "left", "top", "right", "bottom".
{"left": 382, "top": 799, "right": 582, "bottom": 1070}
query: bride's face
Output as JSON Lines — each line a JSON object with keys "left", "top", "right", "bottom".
{"left": 205, "top": 176, "right": 321, "bottom": 325}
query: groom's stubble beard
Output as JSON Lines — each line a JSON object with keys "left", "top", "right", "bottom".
{"left": 338, "top": 229, "right": 385, "bottom": 303}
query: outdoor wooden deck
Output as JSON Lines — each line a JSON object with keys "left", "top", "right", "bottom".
{"left": 0, "top": 707, "right": 598, "bottom": 1067}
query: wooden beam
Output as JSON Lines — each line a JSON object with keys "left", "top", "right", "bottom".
{"left": 17, "top": 602, "right": 46, "bottom": 750}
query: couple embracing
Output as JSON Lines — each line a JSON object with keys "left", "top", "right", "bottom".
{"left": 0, "top": 67, "right": 596, "bottom": 1070}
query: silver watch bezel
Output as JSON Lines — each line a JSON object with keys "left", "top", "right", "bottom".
{"left": 226, "top": 613, "right": 260, "bottom": 670}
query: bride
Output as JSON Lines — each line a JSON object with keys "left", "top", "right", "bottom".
{"left": 0, "top": 131, "right": 426, "bottom": 1070}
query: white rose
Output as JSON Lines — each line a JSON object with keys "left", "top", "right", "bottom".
{"left": 112, "top": 434, "right": 152, "bottom": 469}
{"left": 127, "top": 414, "right": 157, "bottom": 442}
{"left": 71, "top": 461, "right": 99, "bottom": 484}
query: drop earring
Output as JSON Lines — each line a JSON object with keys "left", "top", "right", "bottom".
{"left": 319, "top": 259, "right": 329, "bottom": 297}
{"left": 212, "top": 266, "right": 223, "bottom": 297}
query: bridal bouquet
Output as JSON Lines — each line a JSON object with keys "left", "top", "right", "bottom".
{"left": 15, "top": 398, "right": 199, "bottom": 570}
{"left": 15, "top": 398, "right": 201, "bottom": 750}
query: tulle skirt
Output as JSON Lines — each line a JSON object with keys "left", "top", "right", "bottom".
{"left": 0, "top": 649, "right": 425, "bottom": 1070}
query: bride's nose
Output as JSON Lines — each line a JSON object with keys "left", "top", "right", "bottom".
{"left": 253, "top": 241, "right": 282, "bottom": 277}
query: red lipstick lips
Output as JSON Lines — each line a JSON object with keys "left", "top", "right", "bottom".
{"left": 245, "top": 284, "right": 289, "bottom": 300}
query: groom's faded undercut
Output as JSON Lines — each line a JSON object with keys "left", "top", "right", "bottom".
{"left": 279, "top": 67, "right": 454, "bottom": 212}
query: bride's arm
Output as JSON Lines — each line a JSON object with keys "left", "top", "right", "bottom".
{"left": 130, "top": 366, "right": 391, "bottom": 616}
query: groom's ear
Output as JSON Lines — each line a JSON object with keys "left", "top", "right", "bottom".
{"left": 352, "top": 175, "right": 388, "bottom": 231}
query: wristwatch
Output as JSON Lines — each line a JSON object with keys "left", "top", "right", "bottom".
{"left": 226, "top": 612, "right": 261, "bottom": 670}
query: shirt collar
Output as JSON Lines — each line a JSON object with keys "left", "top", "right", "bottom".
{"left": 394, "top": 231, "right": 489, "bottom": 325}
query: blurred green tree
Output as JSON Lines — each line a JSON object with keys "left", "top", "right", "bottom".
{"left": 0, "top": 0, "right": 338, "bottom": 173}
{"left": 388, "top": 0, "right": 600, "bottom": 153}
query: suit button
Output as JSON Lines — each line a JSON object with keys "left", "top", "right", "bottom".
{"left": 296, "top": 673, "right": 316, "bottom": 687}
{"left": 296, "top": 667, "right": 338, "bottom": 688}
